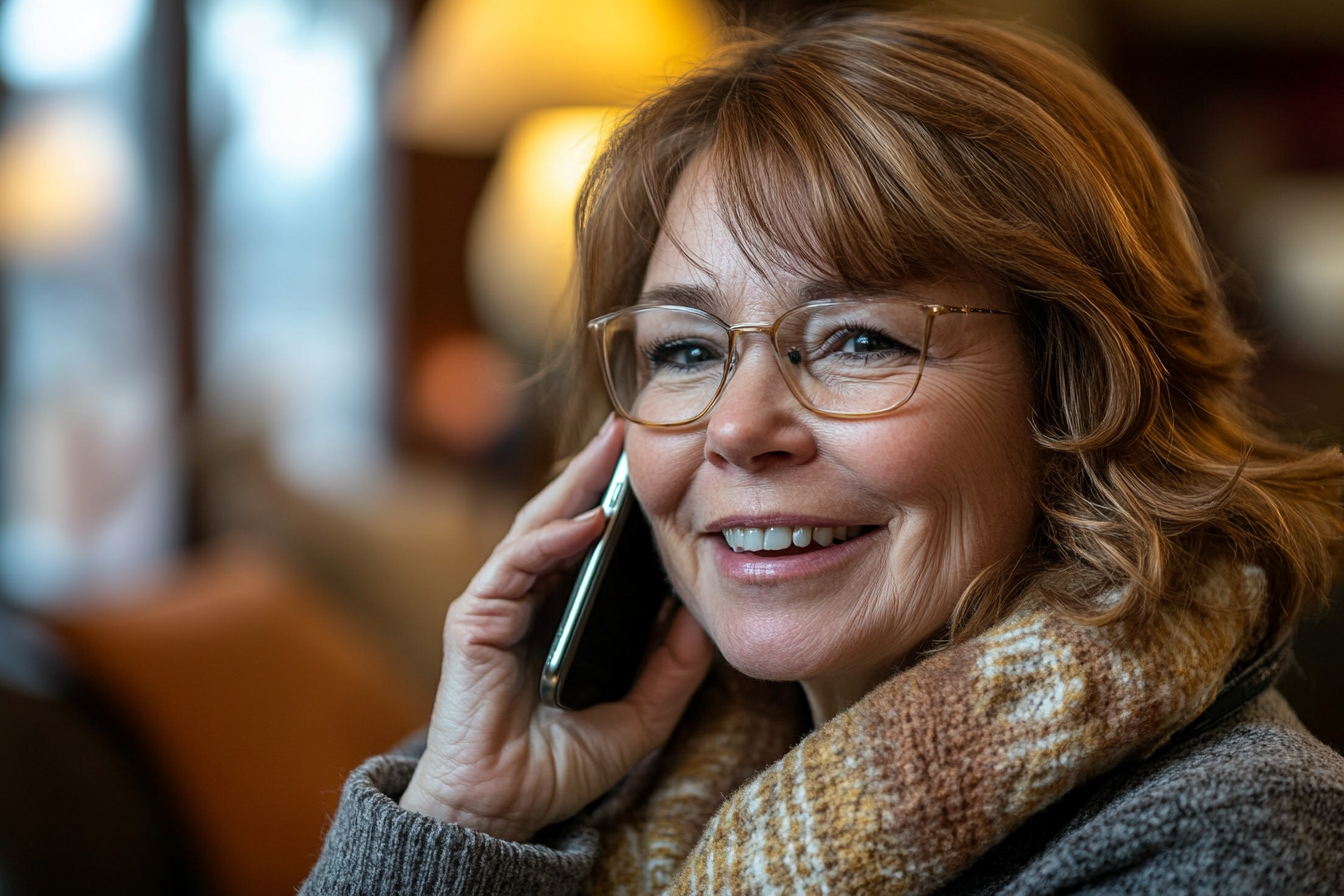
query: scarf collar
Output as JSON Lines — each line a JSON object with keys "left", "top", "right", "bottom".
{"left": 588, "top": 560, "right": 1267, "bottom": 895}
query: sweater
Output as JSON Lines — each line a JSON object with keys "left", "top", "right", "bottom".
{"left": 302, "top": 687, "right": 1344, "bottom": 895}
{"left": 301, "top": 566, "right": 1344, "bottom": 895}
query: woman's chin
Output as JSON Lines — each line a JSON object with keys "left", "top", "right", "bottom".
{"left": 703, "top": 609, "right": 924, "bottom": 691}
{"left": 710, "top": 623, "right": 842, "bottom": 683}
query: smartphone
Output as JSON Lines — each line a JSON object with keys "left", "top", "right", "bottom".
{"left": 539, "top": 452, "right": 669, "bottom": 710}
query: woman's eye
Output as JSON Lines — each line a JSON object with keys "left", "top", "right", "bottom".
{"left": 839, "top": 331, "right": 898, "bottom": 354}
{"left": 827, "top": 328, "right": 918, "bottom": 358}
{"left": 647, "top": 340, "right": 722, "bottom": 369}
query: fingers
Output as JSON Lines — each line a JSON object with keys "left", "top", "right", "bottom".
{"left": 512, "top": 414, "right": 624, "bottom": 533}
{"left": 469, "top": 506, "right": 606, "bottom": 602}
{"left": 457, "top": 413, "right": 622, "bottom": 639}
{"left": 451, "top": 507, "right": 607, "bottom": 651}
{"left": 525, "top": 607, "right": 709, "bottom": 830}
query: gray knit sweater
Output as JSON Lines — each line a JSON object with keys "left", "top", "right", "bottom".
{"left": 301, "top": 687, "right": 1344, "bottom": 895}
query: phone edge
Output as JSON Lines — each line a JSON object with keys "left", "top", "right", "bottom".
{"left": 538, "top": 452, "right": 631, "bottom": 709}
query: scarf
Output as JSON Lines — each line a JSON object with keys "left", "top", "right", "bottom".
{"left": 586, "top": 560, "right": 1267, "bottom": 895}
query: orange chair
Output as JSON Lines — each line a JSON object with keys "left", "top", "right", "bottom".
{"left": 48, "top": 543, "right": 432, "bottom": 896}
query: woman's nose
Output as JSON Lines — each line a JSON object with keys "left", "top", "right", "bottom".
{"left": 703, "top": 338, "right": 817, "bottom": 471}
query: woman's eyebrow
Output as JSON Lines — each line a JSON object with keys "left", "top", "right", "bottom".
{"left": 636, "top": 284, "right": 720, "bottom": 311}
{"left": 636, "top": 279, "right": 896, "bottom": 312}
{"left": 798, "top": 280, "right": 850, "bottom": 302}
{"left": 798, "top": 280, "right": 899, "bottom": 302}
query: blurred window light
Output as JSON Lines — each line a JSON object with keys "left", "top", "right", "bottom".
{"left": 0, "top": 126, "right": 173, "bottom": 607}
{"left": 2, "top": 318, "right": 176, "bottom": 604}
{"left": 238, "top": 38, "right": 365, "bottom": 181}
{"left": 0, "top": 0, "right": 149, "bottom": 88}
{"left": 192, "top": 0, "right": 391, "bottom": 488}
{"left": 0, "top": 0, "right": 171, "bottom": 607}
{"left": 198, "top": 0, "right": 384, "bottom": 184}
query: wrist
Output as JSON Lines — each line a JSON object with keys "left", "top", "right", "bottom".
{"left": 398, "top": 769, "right": 539, "bottom": 843}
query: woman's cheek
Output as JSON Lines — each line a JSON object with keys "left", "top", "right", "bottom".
{"left": 625, "top": 428, "right": 704, "bottom": 599}
{"left": 625, "top": 428, "right": 697, "bottom": 513}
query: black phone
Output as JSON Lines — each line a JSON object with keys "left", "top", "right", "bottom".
{"left": 539, "top": 452, "right": 670, "bottom": 710}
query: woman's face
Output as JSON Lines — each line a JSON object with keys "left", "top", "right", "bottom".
{"left": 625, "top": 158, "right": 1040, "bottom": 721}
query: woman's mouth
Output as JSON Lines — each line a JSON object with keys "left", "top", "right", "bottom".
{"left": 721, "top": 525, "right": 877, "bottom": 555}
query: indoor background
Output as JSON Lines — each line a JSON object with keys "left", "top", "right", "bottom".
{"left": 1, "top": 0, "right": 1341, "bottom": 894}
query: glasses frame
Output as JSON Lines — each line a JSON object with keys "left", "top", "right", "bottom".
{"left": 588, "top": 297, "right": 1017, "bottom": 427}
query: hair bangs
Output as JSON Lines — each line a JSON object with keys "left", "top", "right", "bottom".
{"left": 700, "top": 61, "right": 974, "bottom": 292}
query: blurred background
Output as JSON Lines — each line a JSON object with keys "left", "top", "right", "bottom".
{"left": 0, "top": 0, "right": 1340, "bottom": 893}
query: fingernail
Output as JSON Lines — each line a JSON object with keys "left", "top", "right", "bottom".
{"left": 575, "top": 505, "right": 605, "bottom": 523}
{"left": 599, "top": 412, "right": 617, "bottom": 436}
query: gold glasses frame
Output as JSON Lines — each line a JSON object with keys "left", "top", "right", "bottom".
{"left": 588, "top": 298, "right": 1017, "bottom": 427}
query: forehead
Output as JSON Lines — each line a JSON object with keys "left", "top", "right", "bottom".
{"left": 639, "top": 157, "right": 843, "bottom": 319}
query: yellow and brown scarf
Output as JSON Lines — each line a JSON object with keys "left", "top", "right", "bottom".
{"left": 587, "top": 561, "right": 1267, "bottom": 895}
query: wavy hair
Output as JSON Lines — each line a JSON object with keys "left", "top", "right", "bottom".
{"left": 565, "top": 11, "right": 1344, "bottom": 646}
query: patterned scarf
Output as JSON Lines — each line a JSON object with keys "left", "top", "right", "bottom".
{"left": 587, "top": 561, "right": 1266, "bottom": 895}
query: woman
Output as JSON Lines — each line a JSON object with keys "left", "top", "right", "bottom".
{"left": 304, "top": 12, "right": 1344, "bottom": 894}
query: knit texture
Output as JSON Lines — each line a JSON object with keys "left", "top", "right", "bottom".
{"left": 300, "top": 560, "right": 1344, "bottom": 896}
{"left": 929, "top": 688, "right": 1344, "bottom": 895}
{"left": 302, "top": 752, "right": 596, "bottom": 896}
{"left": 300, "top": 688, "right": 1344, "bottom": 895}
{"left": 587, "top": 561, "right": 1266, "bottom": 895}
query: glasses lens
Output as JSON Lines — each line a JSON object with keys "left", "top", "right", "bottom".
{"left": 774, "top": 301, "right": 930, "bottom": 415}
{"left": 600, "top": 306, "right": 729, "bottom": 424}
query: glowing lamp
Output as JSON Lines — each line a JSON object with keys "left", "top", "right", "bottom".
{"left": 0, "top": 101, "right": 133, "bottom": 261}
{"left": 466, "top": 106, "right": 621, "bottom": 358}
{"left": 390, "top": 0, "right": 716, "bottom": 154}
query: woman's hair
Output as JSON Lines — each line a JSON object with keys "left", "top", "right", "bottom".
{"left": 566, "top": 10, "right": 1344, "bottom": 646}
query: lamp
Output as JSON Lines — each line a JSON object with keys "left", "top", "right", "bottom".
{"left": 466, "top": 106, "right": 622, "bottom": 359}
{"left": 390, "top": 0, "right": 718, "bottom": 361}
{"left": 389, "top": 0, "right": 717, "bottom": 155}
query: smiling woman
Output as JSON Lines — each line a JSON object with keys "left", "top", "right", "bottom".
{"left": 303, "top": 11, "right": 1344, "bottom": 896}
{"left": 624, "top": 165, "right": 1038, "bottom": 717}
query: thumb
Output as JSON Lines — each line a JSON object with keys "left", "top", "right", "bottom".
{"left": 620, "top": 606, "right": 714, "bottom": 743}
{"left": 547, "top": 608, "right": 711, "bottom": 822}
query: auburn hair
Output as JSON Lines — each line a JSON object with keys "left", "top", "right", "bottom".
{"left": 563, "top": 11, "right": 1344, "bottom": 646}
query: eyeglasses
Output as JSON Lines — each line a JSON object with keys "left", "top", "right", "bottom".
{"left": 588, "top": 297, "right": 1016, "bottom": 427}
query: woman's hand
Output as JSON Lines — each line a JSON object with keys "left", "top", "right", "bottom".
{"left": 398, "top": 416, "right": 713, "bottom": 842}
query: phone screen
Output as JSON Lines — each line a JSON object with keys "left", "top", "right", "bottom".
{"left": 539, "top": 453, "right": 670, "bottom": 710}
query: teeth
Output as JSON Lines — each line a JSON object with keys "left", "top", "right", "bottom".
{"left": 720, "top": 525, "right": 863, "bottom": 553}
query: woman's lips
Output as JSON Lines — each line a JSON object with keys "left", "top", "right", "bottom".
{"left": 708, "top": 524, "right": 880, "bottom": 581}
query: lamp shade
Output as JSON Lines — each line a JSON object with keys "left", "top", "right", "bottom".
{"left": 390, "top": 0, "right": 716, "bottom": 154}
{"left": 466, "top": 106, "right": 621, "bottom": 359}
